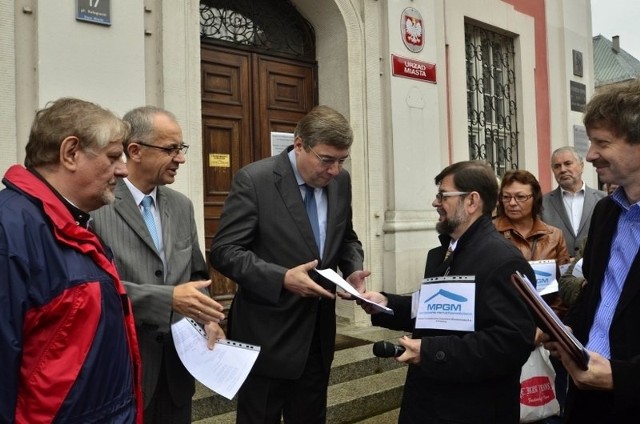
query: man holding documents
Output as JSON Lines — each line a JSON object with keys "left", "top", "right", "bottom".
{"left": 357, "top": 161, "right": 536, "bottom": 423}
{"left": 543, "top": 79, "right": 640, "bottom": 422}
{"left": 92, "top": 106, "right": 225, "bottom": 423}
{"left": 210, "top": 105, "right": 368, "bottom": 423}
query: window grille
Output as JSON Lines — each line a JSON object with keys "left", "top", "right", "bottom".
{"left": 200, "top": 0, "right": 315, "bottom": 60}
{"left": 465, "top": 22, "right": 519, "bottom": 176}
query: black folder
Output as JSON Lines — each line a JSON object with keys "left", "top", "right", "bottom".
{"left": 511, "top": 271, "right": 590, "bottom": 370}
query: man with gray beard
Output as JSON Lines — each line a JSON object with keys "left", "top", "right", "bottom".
{"left": 357, "top": 161, "right": 536, "bottom": 423}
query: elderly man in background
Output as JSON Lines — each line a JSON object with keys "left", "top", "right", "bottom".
{"left": 542, "top": 146, "right": 605, "bottom": 256}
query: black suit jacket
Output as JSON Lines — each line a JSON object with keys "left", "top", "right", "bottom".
{"left": 565, "top": 196, "right": 640, "bottom": 422}
{"left": 373, "top": 216, "right": 536, "bottom": 423}
{"left": 210, "top": 147, "right": 364, "bottom": 379}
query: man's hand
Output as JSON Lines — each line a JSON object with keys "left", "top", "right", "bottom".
{"left": 346, "top": 269, "right": 371, "bottom": 293}
{"left": 545, "top": 340, "right": 614, "bottom": 391}
{"left": 173, "top": 280, "right": 225, "bottom": 324}
{"left": 204, "top": 321, "right": 226, "bottom": 350}
{"left": 397, "top": 336, "right": 421, "bottom": 365}
{"left": 284, "top": 260, "right": 334, "bottom": 299}
{"left": 354, "top": 291, "right": 388, "bottom": 314}
{"left": 337, "top": 269, "right": 372, "bottom": 300}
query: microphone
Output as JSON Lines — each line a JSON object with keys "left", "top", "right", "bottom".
{"left": 372, "top": 340, "right": 405, "bottom": 358}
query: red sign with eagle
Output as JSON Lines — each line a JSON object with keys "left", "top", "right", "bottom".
{"left": 401, "top": 7, "right": 424, "bottom": 53}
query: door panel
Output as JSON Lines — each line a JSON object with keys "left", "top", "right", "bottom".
{"left": 201, "top": 46, "right": 252, "bottom": 298}
{"left": 201, "top": 43, "right": 317, "bottom": 301}
{"left": 256, "top": 56, "right": 316, "bottom": 157}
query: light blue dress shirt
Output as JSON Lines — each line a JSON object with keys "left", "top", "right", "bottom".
{"left": 586, "top": 189, "right": 640, "bottom": 358}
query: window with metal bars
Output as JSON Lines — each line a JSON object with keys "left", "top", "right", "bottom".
{"left": 465, "top": 22, "right": 519, "bottom": 177}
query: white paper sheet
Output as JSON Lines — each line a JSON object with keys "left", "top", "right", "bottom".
{"left": 571, "top": 258, "right": 584, "bottom": 279}
{"left": 171, "top": 318, "right": 260, "bottom": 400}
{"left": 314, "top": 268, "right": 394, "bottom": 315}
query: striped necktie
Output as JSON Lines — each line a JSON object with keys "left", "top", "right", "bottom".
{"left": 443, "top": 246, "right": 453, "bottom": 262}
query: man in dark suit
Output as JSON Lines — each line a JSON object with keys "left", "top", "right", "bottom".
{"left": 542, "top": 146, "right": 605, "bottom": 256}
{"left": 356, "top": 161, "right": 536, "bottom": 423}
{"left": 92, "top": 106, "right": 226, "bottom": 423}
{"left": 543, "top": 79, "right": 640, "bottom": 422}
{"left": 210, "top": 105, "right": 369, "bottom": 423}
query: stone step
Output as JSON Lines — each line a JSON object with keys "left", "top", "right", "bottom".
{"left": 192, "top": 325, "right": 408, "bottom": 423}
{"left": 192, "top": 367, "right": 406, "bottom": 424}
{"left": 352, "top": 408, "right": 400, "bottom": 423}
{"left": 326, "top": 366, "right": 406, "bottom": 423}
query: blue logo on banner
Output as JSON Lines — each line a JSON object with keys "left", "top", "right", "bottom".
{"left": 425, "top": 289, "right": 468, "bottom": 312}
{"left": 534, "top": 269, "right": 553, "bottom": 288}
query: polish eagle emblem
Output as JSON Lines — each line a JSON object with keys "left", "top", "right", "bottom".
{"left": 405, "top": 17, "right": 423, "bottom": 46}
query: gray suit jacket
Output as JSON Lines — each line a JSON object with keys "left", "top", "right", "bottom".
{"left": 210, "top": 147, "right": 364, "bottom": 380}
{"left": 92, "top": 179, "right": 208, "bottom": 408}
{"left": 542, "top": 185, "right": 605, "bottom": 255}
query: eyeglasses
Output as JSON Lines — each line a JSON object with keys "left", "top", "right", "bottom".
{"left": 435, "top": 191, "right": 469, "bottom": 202}
{"left": 137, "top": 142, "right": 189, "bottom": 157}
{"left": 307, "top": 146, "right": 350, "bottom": 167}
{"left": 500, "top": 194, "right": 533, "bottom": 203}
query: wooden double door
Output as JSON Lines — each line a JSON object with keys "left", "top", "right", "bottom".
{"left": 201, "top": 43, "right": 318, "bottom": 302}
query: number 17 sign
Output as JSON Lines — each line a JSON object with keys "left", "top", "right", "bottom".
{"left": 76, "top": 0, "right": 111, "bottom": 26}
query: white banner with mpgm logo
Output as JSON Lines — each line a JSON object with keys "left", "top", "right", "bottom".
{"left": 414, "top": 276, "right": 476, "bottom": 332}
{"left": 528, "top": 260, "right": 557, "bottom": 295}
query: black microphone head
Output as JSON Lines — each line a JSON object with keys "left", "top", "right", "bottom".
{"left": 372, "top": 340, "right": 405, "bottom": 357}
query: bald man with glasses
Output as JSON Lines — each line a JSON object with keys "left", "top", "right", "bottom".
{"left": 92, "top": 106, "right": 225, "bottom": 423}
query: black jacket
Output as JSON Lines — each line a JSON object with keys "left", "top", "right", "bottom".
{"left": 564, "top": 196, "right": 640, "bottom": 423}
{"left": 373, "top": 215, "right": 536, "bottom": 423}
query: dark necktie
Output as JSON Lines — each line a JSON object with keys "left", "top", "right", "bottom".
{"left": 303, "top": 184, "right": 321, "bottom": 251}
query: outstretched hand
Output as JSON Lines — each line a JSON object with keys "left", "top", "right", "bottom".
{"left": 336, "top": 269, "right": 371, "bottom": 300}
{"left": 284, "top": 260, "right": 334, "bottom": 299}
{"left": 173, "top": 280, "right": 225, "bottom": 324}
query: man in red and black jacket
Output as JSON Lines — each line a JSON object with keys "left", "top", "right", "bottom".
{"left": 0, "top": 98, "right": 143, "bottom": 423}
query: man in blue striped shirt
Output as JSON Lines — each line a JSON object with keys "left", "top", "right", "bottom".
{"left": 544, "top": 79, "right": 640, "bottom": 423}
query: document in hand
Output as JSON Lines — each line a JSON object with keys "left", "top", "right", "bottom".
{"left": 171, "top": 318, "right": 260, "bottom": 399}
{"left": 511, "top": 271, "right": 590, "bottom": 370}
{"left": 314, "top": 268, "right": 394, "bottom": 315}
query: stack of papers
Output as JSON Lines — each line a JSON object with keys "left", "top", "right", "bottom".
{"left": 171, "top": 318, "right": 260, "bottom": 399}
